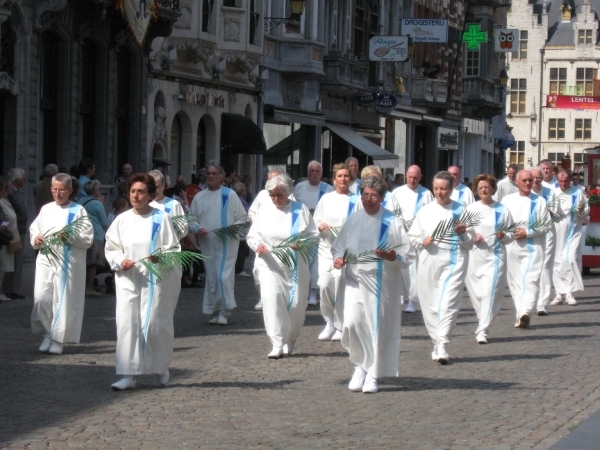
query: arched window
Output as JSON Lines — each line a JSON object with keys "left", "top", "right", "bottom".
{"left": 80, "top": 40, "right": 97, "bottom": 159}
{"left": 116, "top": 48, "right": 132, "bottom": 168}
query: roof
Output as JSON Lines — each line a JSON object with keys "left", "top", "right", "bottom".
{"left": 545, "top": 0, "right": 600, "bottom": 45}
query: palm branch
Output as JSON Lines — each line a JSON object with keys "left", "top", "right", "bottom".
{"left": 338, "top": 243, "right": 400, "bottom": 267}
{"left": 327, "top": 226, "right": 342, "bottom": 238}
{"left": 404, "top": 219, "right": 414, "bottom": 232}
{"left": 483, "top": 221, "right": 526, "bottom": 239}
{"left": 270, "top": 232, "right": 320, "bottom": 269}
{"left": 392, "top": 207, "right": 403, "bottom": 217}
{"left": 171, "top": 214, "right": 197, "bottom": 237}
{"left": 40, "top": 217, "right": 91, "bottom": 263}
{"left": 430, "top": 210, "right": 483, "bottom": 244}
{"left": 136, "top": 245, "right": 209, "bottom": 280}
{"left": 529, "top": 218, "right": 553, "bottom": 233}
{"left": 210, "top": 222, "right": 250, "bottom": 242}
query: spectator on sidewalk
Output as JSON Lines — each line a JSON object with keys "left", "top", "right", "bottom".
{"left": 233, "top": 182, "right": 251, "bottom": 278}
{"left": 3, "top": 168, "right": 27, "bottom": 299}
{"left": 34, "top": 164, "right": 58, "bottom": 214}
{"left": 78, "top": 158, "right": 96, "bottom": 201}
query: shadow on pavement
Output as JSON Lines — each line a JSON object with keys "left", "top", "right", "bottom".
{"left": 530, "top": 322, "right": 600, "bottom": 330}
{"left": 169, "top": 379, "right": 302, "bottom": 390}
{"left": 375, "top": 376, "right": 517, "bottom": 392}
{"left": 452, "top": 353, "right": 565, "bottom": 364}
{"left": 490, "top": 334, "right": 593, "bottom": 343}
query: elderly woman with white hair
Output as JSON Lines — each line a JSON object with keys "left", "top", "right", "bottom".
{"left": 247, "top": 174, "right": 318, "bottom": 359}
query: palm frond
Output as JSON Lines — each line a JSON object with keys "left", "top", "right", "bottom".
{"left": 171, "top": 214, "right": 197, "bottom": 237}
{"left": 137, "top": 245, "right": 209, "bottom": 280}
{"left": 404, "top": 219, "right": 414, "bottom": 232}
{"left": 430, "top": 210, "right": 483, "bottom": 245}
{"left": 392, "top": 207, "right": 403, "bottom": 217}
{"left": 342, "top": 243, "right": 400, "bottom": 266}
{"left": 210, "top": 222, "right": 250, "bottom": 242}
{"left": 529, "top": 218, "right": 553, "bottom": 233}
{"left": 270, "top": 232, "right": 320, "bottom": 268}
{"left": 327, "top": 226, "right": 342, "bottom": 238}
{"left": 40, "top": 217, "right": 91, "bottom": 263}
{"left": 483, "top": 221, "right": 526, "bottom": 239}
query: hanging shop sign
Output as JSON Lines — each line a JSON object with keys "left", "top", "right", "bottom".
{"left": 368, "top": 36, "right": 409, "bottom": 62}
{"left": 546, "top": 95, "right": 600, "bottom": 110}
{"left": 375, "top": 93, "right": 397, "bottom": 113}
{"left": 185, "top": 91, "right": 226, "bottom": 108}
{"left": 357, "top": 92, "right": 377, "bottom": 108}
{"left": 438, "top": 127, "right": 459, "bottom": 150}
{"left": 494, "top": 29, "right": 518, "bottom": 53}
{"left": 462, "top": 24, "right": 487, "bottom": 50}
{"left": 400, "top": 19, "right": 448, "bottom": 43}
{"left": 116, "top": 0, "right": 157, "bottom": 46}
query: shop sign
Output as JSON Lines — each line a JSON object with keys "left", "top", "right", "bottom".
{"left": 546, "top": 95, "right": 600, "bottom": 110}
{"left": 368, "top": 36, "right": 409, "bottom": 62}
{"left": 438, "top": 127, "right": 459, "bottom": 150}
{"left": 375, "top": 93, "right": 397, "bottom": 114}
{"left": 494, "top": 29, "right": 518, "bottom": 53}
{"left": 400, "top": 19, "right": 448, "bottom": 43}
{"left": 185, "top": 91, "right": 225, "bottom": 108}
{"left": 462, "top": 118, "right": 485, "bottom": 135}
{"left": 358, "top": 92, "right": 377, "bottom": 107}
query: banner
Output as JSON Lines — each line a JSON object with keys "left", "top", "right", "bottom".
{"left": 546, "top": 95, "right": 600, "bottom": 110}
{"left": 494, "top": 29, "right": 518, "bottom": 53}
{"left": 116, "top": 0, "right": 157, "bottom": 46}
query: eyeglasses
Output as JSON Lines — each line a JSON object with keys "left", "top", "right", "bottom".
{"left": 361, "top": 193, "right": 381, "bottom": 200}
{"left": 269, "top": 193, "right": 286, "bottom": 198}
{"left": 522, "top": 179, "right": 534, "bottom": 183}
{"left": 51, "top": 188, "right": 69, "bottom": 193}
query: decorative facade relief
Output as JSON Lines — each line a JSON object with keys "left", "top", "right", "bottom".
{"left": 174, "top": 0, "right": 192, "bottom": 29}
{"left": 0, "top": 71, "right": 18, "bottom": 95}
{"left": 223, "top": 17, "right": 240, "bottom": 42}
{"left": 153, "top": 106, "right": 168, "bottom": 143}
{"left": 34, "top": 0, "right": 68, "bottom": 30}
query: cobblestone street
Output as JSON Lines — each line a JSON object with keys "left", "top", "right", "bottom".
{"left": 1, "top": 257, "right": 599, "bottom": 449}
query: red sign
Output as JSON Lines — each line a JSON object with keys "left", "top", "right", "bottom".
{"left": 546, "top": 95, "right": 600, "bottom": 110}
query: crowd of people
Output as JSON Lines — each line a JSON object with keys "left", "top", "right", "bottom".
{"left": 4, "top": 154, "right": 592, "bottom": 395}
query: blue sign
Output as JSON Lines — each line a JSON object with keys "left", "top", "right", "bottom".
{"left": 375, "top": 93, "right": 397, "bottom": 114}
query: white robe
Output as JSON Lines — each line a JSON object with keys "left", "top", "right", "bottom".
{"left": 190, "top": 187, "right": 247, "bottom": 314}
{"left": 542, "top": 179, "right": 559, "bottom": 190}
{"left": 247, "top": 201, "right": 318, "bottom": 348}
{"left": 501, "top": 192, "right": 551, "bottom": 320}
{"left": 408, "top": 201, "right": 473, "bottom": 346}
{"left": 392, "top": 185, "right": 434, "bottom": 304}
{"left": 450, "top": 183, "right": 475, "bottom": 207}
{"left": 333, "top": 207, "right": 415, "bottom": 379}
{"left": 533, "top": 187, "right": 559, "bottom": 307}
{"left": 465, "top": 202, "right": 515, "bottom": 335}
{"left": 349, "top": 178, "right": 362, "bottom": 195}
{"left": 553, "top": 188, "right": 589, "bottom": 294}
{"left": 313, "top": 191, "right": 360, "bottom": 330}
{"left": 105, "top": 208, "right": 180, "bottom": 375}
{"left": 493, "top": 178, "right": 519, "bottom": 202}
{"left": 30, "top": 202, "right": 94, "bottom": 344}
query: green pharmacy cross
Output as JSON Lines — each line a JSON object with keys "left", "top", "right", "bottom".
{"left": 462, "top": 24, "right": 487, "bottom": 50}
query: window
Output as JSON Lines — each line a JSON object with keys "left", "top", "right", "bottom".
{"left": 549, "top": 68, "right": 567, "bottom": 94}
{"left": 116, "top": 50, "right": 132, "bottom": 169}
{"left": 574, "top": 153, "right": 585, "bottom": 164}
{"left": 515, "top": 30, "right": 527, "bottom": 60}
{"left": 548, "top": 152, "right": 565, "bottom": 170}
{"left": 576, "top": 68, "right": 594, "bottom": 96}
{"left": 510, "top": 79, "right": 527, "bottom": 114}
{"left": 575, "top": 119, "right": 592, "bottom": 140}
{"left": 40, "top": 32, "right": 59, "bottom": 167}
{"left": 80, "top": 40, "right": 96, "bottom": 159}
{"left": 465, "top": 50, "right": 479, "bottom": 77}
{"left": 353, "top": 0, "right": 379, "bottom": 85}
{"left": 509, "top": 141, "right": 525, "bottom": 166}
{"left": 578, "top": 29, "right": 593, "bottom": 45}
{"left": 201, "top": 0, "right": 213, "bottom": 33}
{"left": 548, "top": 119, "right": 565, "bottom": 139}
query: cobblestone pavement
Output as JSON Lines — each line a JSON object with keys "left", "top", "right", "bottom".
{"left": 1, "top": 257, "right": 599, "bottom": 449}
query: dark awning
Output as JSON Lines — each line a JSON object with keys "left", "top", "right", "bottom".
{"left": 221, "top": 113, "right": 267, "bottom": 155}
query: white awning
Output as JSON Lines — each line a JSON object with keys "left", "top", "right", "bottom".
{"left": 325, "top": 121, "right": 399, "bottom": 168}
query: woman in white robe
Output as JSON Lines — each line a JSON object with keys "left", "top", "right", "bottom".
{"left": 30, "top": 173, "right": 94, "bottom": 355}
{"left": 407, "top": 171, "right": 474, "bottom": 364}
{"left": 247, "top": 175, "right": 318, "bottom": 359}
{"left": 465, "top": 175, "right": 515, "bottom": 344}
{"left": 105, "top": 173, "right": 180, "bottom": 391}
{"left": 313, "top": 163, "right": 359, "bottom": 341}
{"left": 332, "top": 178, "right": 415, "bottom": 394}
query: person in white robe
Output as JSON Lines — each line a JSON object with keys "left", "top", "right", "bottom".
{"left": 247, "top": 175, "right": 318, "bottom": 358}
{"left": 30, "top": 173, "right": 94, "bottom": 355}
{"left": 552, "top": 171, "right": 589, "bottom": 305}
{"left": 531, "top": 167, "right": 560, "bottom": 315}
{"left": 189, "top": 162, "right": 247, "bottom": 325}
{"left": 392, "top": 165, "right": 434, "bottom": 313}
{"left": 346, "top": 157, "right": 361, "bottom": 195}
{"left": 540, "top": 159, "right": 559, "bottom": 189}
{"left": 448, "top": 166, "right": 475, "bottom": 206}
{"left": 492, "top": 164, "right": 519, "bottom": 202}
{"left": 408, "top": 171, "right": 474, "bottom": 364}
{"left": 502, "top": 170, "right": 551, "bottom": 328}
{"left": 105, "top": 173, "right": 181, "bottom": 391}
{"left": 313, "top": 163, "right": 359, "bottom": 341}
{"left": 333, "top": 177, "right": 415, "bottom": 394}
{"left": 465, "top": 175, "right": 515, "bottom": 344}
{"left": 293, "top": 161, "right": 333, "bottom": 305}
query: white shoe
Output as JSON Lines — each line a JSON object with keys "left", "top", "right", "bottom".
{"left": 208, "top": 316, "right": 219, "bottom": 325}
{"left": 537, "top": 306, "right": 548, "bottom": 316}
{"left": 476, "top": 332, "right": 487, "bottom": 344}
{"left": 283, "top": 341, "right": 295, "bottom": 355}
{"left": 254, "top": 301, "right": 263, "bottom": 310}
{"left": 437, "top": 343, "right": 449, "bottom": 364}
{"left": 236, "top": 271, "right": 251, "bottom": 277}
{"left": 431, "top": 344, "right": 438, "bottom": 361}
{"left": 550, "top": 294, "right": 563, "bottom": 306}
{"left": 516, "top": 313, "right": 530, "bottom": 329}
{"left": 348, "top": 366, "right": 366, "bottom": 391}
{"left": 112, "top": 376, "right": 136, "bottom": 391}
{"left": 308, "top": 289, "right": 318, "bottom": 305}
{"left": 157, "top": 370, "right": 169, "bottom": 386}
{"left": 318, "top": 322, "right": 335, "bottom": 340}
{"left": 217, "top": 315, "right": 227, "bottom": 325}
{"left": 565, "top": 294, "right": 578, "bottom": 306}
{"left": 39, "top": 335, "right": 52, "bottom": 353}
{"left": 404, "top": 301, "right": 416, "bottom": 313}
{"left": 0, "top": 294, "right": 13, "bottom": 302}
{"left": 362, "top": 374, "right": 378, "bottom": 394}
{"left": 400, "top": 296, "right": 405, "bottom": 306}
{"left": 48, "top": 342, "right": 63, "bottom": 355}
{"left": 331, "top": 329, "right": 342, "bottom": 341}
{"left": 268, "top": 347, "right": 283, "bottom": 359}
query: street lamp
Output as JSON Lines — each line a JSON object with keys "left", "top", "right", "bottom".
{"left": 499, "top": 69, "right": 509, "bottom": 87}
{"left": 265, "top": 0, "right": 307, "bottom": 32}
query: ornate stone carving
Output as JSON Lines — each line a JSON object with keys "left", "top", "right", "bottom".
{"left": 34, "top": 0, "right": 67, "bottom": 30}
{"left": 174, "top": 0, "right": 192, "bottom": 29}
{"left": 223, "top": 17, "right": 240, "bottom": 42}
{"left": 0, "top": 71, "right": 18, "bottom": 95}
{"left": 153, "top": 106, "right": 168, "bottom": 143}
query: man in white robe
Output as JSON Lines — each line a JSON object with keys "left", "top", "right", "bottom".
{"left": 552, "top": 171, "right": 589, "bottom": 305}
{"left": 30, "top": 173, "right": 94, "bottom": 355}
{"left": 448, "top": 166, "right": 475, "bottom": 206}
{"left": 502, "top": 170, "right": 551, "bottom": 328}
{"left": 540, "top": 159, "right": 559, "bottom": 189}
{"left": 190, "top": 162, "right": 247, "bottom": 325}
{"left": 293, "top": 161, "right": 333, "bottom": 305}
{"left": 493, "top": 163, "right": 519, "bottom": 202}
{"left": 391, "top": 165, "right": 434, "bottom": 313}
{"left": 346, "top": 157, "right": 362, "bottom": 195}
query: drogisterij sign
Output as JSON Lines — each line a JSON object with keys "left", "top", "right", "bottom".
{"left": 400, "top": 19, "right": 448, "bottom": 43}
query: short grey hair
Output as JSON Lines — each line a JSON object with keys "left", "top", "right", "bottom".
{"left": 232, "top": 182, "right": 246, "bottom": 195}
{"left": 345, "top": 156, "right": 359, "bottom": 165}
{"left": 206, "top": 161, "right": 225, "bottom": 176}
{"left": 434, "top": 171, "right": 453, "bottom": 190}
{"left": 530, "top": 166, "right": 542, "bottom": 175}
{"left": 148, "top": 169, "right": 165, "bottom": 186}
{"left": 7, "top": 168, "right": 25, "bottom": 183}
{"left": 307, "top": 160, "right": 322, "bottom": 172}
{"left": 265, "top": 174, "right": 293, "bottom": 194}
{"left": 52, "top": 173, "right": 72, "bottom": 188}
{"left": 43, "top": 164, "right": 58, "bottom": 177}
{"left": 360, "top": 176, "right": 387, "bottom": 197}
{"left": 84, "top": 179, "right": 101, "bottom": 196}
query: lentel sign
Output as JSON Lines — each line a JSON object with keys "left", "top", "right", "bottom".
{"left": 369, "top": 36, "right": 409, "bottom": 62}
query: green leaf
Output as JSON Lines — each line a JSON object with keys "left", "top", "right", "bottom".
{"left": 171, "top": 214, "right": 197, "bottom": 237}
{"left": 135, "top": 245, "right": 209, "bottom": 280}
{"left": 404, "top": 219, "right": 414, "bottom": 232}
{"left": 210, "top": 223, "right": 250, "bottom": 242}
{"left": 331, "top": 242, "right": 400, "bottom": 270}
{"left": 270, "top": 232, "right": 320, "bottom": 269}
{"left": 483, "top": 220, "right": 526, "bottom": 239}
{"left": 40, "top": 216, "right": 92, "bottom": 265}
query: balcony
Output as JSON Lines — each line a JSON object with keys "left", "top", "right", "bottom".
{"left": 410, "top": 75, "right": 448, "bottom": 112}
{"left": 322, "top": 50, "right": 370, "bottom": 94}
{"left": 263, "top": 37, "right": 325, "bottom": 78}
{"left": 462, "top": 77, "right": 505, "bottom": 119}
